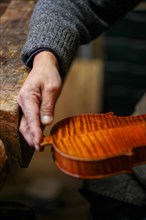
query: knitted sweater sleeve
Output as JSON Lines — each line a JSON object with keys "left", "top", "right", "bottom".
{"left": 21, "top": 0, "right": 140, "bottom": 77}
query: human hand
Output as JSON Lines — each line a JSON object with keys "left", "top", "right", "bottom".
{"left": 17, "top": 51, "right": 62, "bottom": 151}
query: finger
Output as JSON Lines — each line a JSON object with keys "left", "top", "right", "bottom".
{"left": 19, "top": 115, "right": 34, "bottom": 147}
{"left": 40, "top": 83, "right": 61, "bottom": 125}
{"left": 18, "top": 90, "right": 43, "bottom": 149}
{"left": 19, "top": 116, "right": 44, "bottom": 151}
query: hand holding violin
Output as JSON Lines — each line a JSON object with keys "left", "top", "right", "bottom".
{"left": 17, "top": 51, "right": 62, "bottom": 151}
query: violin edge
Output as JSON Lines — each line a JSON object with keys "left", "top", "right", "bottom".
{"left": 52, "top": 146, "right": 146, "bottom": 179}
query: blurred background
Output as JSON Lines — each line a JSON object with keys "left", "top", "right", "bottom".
{"left": 0, "top": 0, "right": 145, "bottom": 220}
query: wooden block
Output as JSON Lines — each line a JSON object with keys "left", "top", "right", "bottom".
{"left": 0, "top": 139, "right": 8, "bottom": 187}
{"left": 0, "top": 0, "right": 36, "bottom": 167}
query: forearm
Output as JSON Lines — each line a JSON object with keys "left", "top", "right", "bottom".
{"left": 21, "top": 0, "right": 140, "bottom": 77}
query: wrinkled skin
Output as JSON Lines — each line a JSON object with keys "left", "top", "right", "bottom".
{"left": 17, "top": 51, "right": 62, "bottom": 151}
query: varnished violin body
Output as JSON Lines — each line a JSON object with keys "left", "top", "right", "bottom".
{"left": 41, "top": 113, "right": 146, "bottom": 179}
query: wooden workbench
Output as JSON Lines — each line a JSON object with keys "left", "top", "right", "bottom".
{"left": 0, "top": 0, "right": 36, "bottom": 175}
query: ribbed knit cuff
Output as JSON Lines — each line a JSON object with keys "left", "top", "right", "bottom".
{"left": 21, "top": 20, "right": 80, "bottom": 79}
{"left": 23, "top": 48, "right": 63, "bottom": 79}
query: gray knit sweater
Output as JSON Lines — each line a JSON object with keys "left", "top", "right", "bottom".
{"left": 21, "top": 0, "right": 140, "bottom": 78}
{"left": 21, "top": 0, "right": 146, "bottom": 207}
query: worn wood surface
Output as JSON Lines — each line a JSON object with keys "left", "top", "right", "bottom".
{"left": 0, "top": 139, "right": 8, "bottom": 187}
{"left": 0, "top": 0, "right": 36, "bottom": 167}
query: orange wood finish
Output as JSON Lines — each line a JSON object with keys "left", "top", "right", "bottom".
{"left": 41, "top": 113, "right": 146, "bottom": 179}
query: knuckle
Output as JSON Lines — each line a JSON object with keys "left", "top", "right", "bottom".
{"left": 41, "top": 103, "right": 53, "bottom": 113}
{"left": 19, "top": 120, "right": 27, "bottom": 133}
{"left": 19, "top": 124, "right": 27, "bottom": 138}
{"left": 17, "top": 89, "right": 27, "bottom": 105}
{"left": 27, "top": 116, "right": 35, "bottom": 128}
{"left": 45, "top": 81, "right": 61, "bottom": 94}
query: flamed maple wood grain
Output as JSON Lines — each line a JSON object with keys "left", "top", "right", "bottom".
{"left": 41, "top": 113, "right": 146, "bottom": 179}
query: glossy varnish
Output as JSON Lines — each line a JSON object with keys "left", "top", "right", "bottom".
{"left": 41, "top": 113, "right": 146, "bottom": 179}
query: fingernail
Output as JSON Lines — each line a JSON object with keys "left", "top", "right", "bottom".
{"left": 35, "top": 145, "right": 40, "bottom": 151}
{"left": 35, "top": 145, "right": 44, "bottom": 152}
{"left": 41, "top": 115, "right": 53, "bottom": 125}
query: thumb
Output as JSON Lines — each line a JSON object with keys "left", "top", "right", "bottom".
{"left": 40, "top": 85, "right": 60, "bottom": 125}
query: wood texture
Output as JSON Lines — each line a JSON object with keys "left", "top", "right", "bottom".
{"left": 41, "top": 113, "right": 146, "bottom": 179}
{"left": 0, "top": 0, "right": 35, "bottom": 167}
{"left": 0, "top": 139, "right": 8, "bottom": 187}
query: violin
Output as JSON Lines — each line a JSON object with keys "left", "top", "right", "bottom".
{"left": 41, "top": 112, "right": 146, "bottom": 179}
